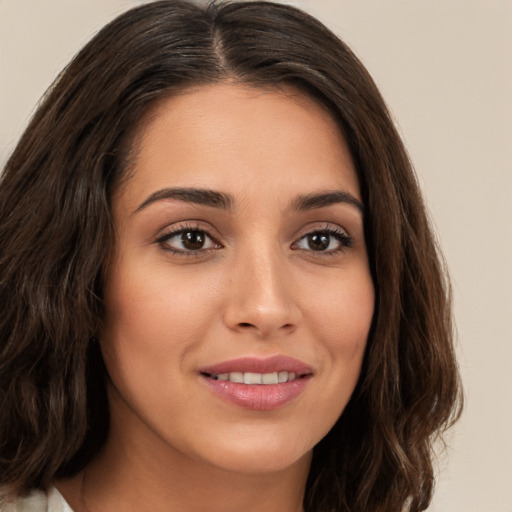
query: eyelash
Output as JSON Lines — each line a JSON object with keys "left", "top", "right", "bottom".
{"left": 155, "top": 223, "right": 222, "bottom": 256}
{"left": 155, "top": 223, "right": 353, "bottom": 257}
{"left": 292, "top": 226, "right": 353, "bottom": 255}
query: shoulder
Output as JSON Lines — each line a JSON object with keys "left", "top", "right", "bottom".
{"left": 1, "top": 487, "right": 73, "bottom": 512}
{"left": 1, "top": 489, "right": 47, "bottom": 512}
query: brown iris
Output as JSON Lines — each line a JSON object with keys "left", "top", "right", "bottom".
{"left": 181, "top": 231, "right": 205, "bottom": 250}
{"left": 307, "top": 233, "right": 330, "bottom": 251}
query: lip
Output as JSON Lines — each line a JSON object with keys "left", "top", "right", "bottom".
{"left": 199, "top": 355, "right": 313, "bottom": 410}
{"left": 200, "top": 355, "right": 313, "bottom": 376}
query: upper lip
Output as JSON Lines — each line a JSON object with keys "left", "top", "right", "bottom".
{"left": 200, "top": 355, "right": 313, "bottom": 376}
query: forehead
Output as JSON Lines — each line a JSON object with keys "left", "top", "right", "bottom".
{"left": 117, "top": 83, "right": 360, "bottom": 210}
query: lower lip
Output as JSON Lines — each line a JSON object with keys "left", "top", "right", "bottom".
{"left": 201, "top": 376, "right": 311, "bottom": 410}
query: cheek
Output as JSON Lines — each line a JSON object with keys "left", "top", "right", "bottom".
{"left": 98, "top": 265, "right": 215, "bottom": 429}
{"left": 102, "top": 261, "right": 219, "bottom": 348}
{"left": 99, "top": 261, "right": 231, "bottom": 407}
{"left": 301, "top": 267, "right": 374, "bottom": 430}
{"left": 305, "top": 267, "right": 374, "bottom": 355}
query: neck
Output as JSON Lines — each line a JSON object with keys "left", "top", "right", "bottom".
{"left": 58, "top": 447, "right": 310, "bottom": 512}
{"left": 82, "top": 449, "right": 309, "bottom": 512}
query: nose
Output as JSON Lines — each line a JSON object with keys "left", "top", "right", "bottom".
{"left": 223, "top": 247, "right": 302, "bottom": 338}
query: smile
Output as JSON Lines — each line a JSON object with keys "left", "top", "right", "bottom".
{"left": 207, "top": 371, "right": 300, "bottom": 384}
{"left": 200, "top": 356, "right": 313, "bottom": 410}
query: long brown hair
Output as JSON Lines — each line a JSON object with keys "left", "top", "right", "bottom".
{"left": 0, "top": 1, "right": 462, "bottom": 510}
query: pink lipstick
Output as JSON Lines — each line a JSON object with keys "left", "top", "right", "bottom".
{"left": 199, "top": 355, "right": 313, "bottom": 410}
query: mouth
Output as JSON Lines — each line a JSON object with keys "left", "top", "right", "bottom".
{"left": 199, "top": 355, "right": 313, "bottom": 410}
{"left": 203, "top": 370, "right": 306, "bottom": 384}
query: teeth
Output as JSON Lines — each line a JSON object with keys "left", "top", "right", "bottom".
{"left": 261, "top": 372, "right": 278, "bottom": 384}
{"left": 244, "top": 372, "right": 262, "bottom": 384}
{"left": 229, "top": 372, "right": 244, "bottom": 383}
{"left": 211, "top": 371, "right": 298, "bottom": 384}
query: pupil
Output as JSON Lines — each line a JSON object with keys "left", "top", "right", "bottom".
{"left": 182, "top": 231, "right": 204, "bottom": 250}
{"left": 308, "top": 233, "right": 329, "bottom": 251}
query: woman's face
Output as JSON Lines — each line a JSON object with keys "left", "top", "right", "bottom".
{"left": 101, "top": 83, "right": 374, "bottom": 476}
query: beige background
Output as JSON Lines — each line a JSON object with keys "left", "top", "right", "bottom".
{"left": 1, "top": 1, "right": 511, "bottom": 511}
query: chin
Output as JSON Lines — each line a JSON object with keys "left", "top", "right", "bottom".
{"left": 185, "top": 427, "right": 315, "bottom": 476}
{"left": 210, "top": 447, "right": 312, "bottom": 476}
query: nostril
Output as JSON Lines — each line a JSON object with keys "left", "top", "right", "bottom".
{"left": 237, "top": 322, "right": 295, "bottom": 330}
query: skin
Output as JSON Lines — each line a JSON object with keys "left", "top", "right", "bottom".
{"left": 57, "top": 83, "right": 374, "bottom": 512}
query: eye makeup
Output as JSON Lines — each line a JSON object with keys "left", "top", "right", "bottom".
{"left": 155, "top": 222, "right": 223, "bottom": 256}
{"left": 154, "top": 219, "right": 354, "bottom": 260}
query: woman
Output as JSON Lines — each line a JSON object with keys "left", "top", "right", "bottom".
{"left": 0, "top": 1, "right": 462, "bottom": 511}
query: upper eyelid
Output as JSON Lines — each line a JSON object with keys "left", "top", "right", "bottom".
{"left": 159, "top": 229, "right": 217, "bottom": 242}
{"left": 291, "top": 222, "right": 351, "bottom": 240}
{"left": 156, "top": 221, "right": 219, "bottom": 239}
{"left": 294, "top": 227, "right": 352, "bottom": 244}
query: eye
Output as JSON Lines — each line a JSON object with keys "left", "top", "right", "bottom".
{"left": 293, "top": 227, "right": 352, "bottom": 253}
{"left": 156, "top": 226, "right": 221, "bottom": 254}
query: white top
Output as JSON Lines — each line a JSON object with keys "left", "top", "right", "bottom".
{"left": 2, "top": 486, "right": 73, "bottom": 512}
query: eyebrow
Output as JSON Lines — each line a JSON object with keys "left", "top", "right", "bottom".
{"left": 133, "top": 187, "right": 234, "bottom": 214}
{"left": 133, "top": 187, "right": 364, "bottom": 216}
{"left": 289, "top": 191, "right": 364, "bottom": 214}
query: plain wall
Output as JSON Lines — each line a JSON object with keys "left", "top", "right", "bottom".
{"left": 1, "top": 1, "right": 511, "bottom": 511}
